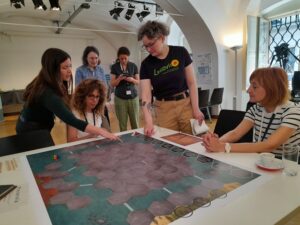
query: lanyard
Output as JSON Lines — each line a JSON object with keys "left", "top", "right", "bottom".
{"left": 259, "top": 113, "right": 275, "bottom": 142}
{"left": 82, "top": 111, "right": 96, "bottom": 126}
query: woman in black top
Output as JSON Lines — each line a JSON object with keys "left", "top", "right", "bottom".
{"left": 110, "top": 47, "right": 140, "bottom": 131}
{"left": 16, "top": 48, "right": 118, "bottom": 141}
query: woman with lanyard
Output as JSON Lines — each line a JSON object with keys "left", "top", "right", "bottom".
{"left": 75, "top": 46, "right": 111, "bottom": 125}
{"left": 203, "top": 67, "right": 300, "bottom": 157}
{"left": 110, "top": 46, "right": 140, "bottom": 132}
{"left": 67, "top": 79, "right": 111, "bottom": 142}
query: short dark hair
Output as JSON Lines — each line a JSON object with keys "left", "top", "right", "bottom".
{"left": 117, "top": 46, "right": 130, "bottom": 56}
{"left": 82, "top": 46, "right": 99, "bottom": 66}
{"left": 137, "top": 21, "right": 169, "bottom": 41}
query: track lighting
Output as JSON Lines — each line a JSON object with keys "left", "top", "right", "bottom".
{"left": 136, "top": 5, "right": 150, "bottom": 22}
{"left": 32, "top": 0, "right": 47, "bottom": 10}
{"left": 49, "top": 0, "right": 61, "bottom": 11}
{"left": 109, "top": 1, "right": 124, "bottom": 21}
{"left": 125, "top": 3, "right": 135, "bottom": 20}
{"left": 10, "top": 0, "right": 25, "bottom": 9}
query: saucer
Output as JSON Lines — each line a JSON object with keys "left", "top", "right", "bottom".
{"left": 255, "top": 158, "right": 284, "bottom": 171}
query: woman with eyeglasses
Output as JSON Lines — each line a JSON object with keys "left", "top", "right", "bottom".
{"left": 110, "top": 46, "right": 140, "bottom": 132}
{"left": 67, "top": 79, "right": 112, "bottom": 142}
{"left": 75, "top": 46, "right": 111, "bottom": 126}
{"left": 138, "top": 21, "right": 204, "bottom": 136}
{"left": 16, "top": 48, "right": 119, "bottom": 141}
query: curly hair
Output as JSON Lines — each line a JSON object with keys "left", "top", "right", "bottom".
{"left": 72, "top": 79, "right": 107, "bottom": 117}
{"left": 250, "top": 67, "right": 290, "bottom": 107}
{"left": 137, "top": 20, "right": 169, "bottom": 41}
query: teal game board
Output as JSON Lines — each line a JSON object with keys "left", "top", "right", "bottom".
{"left": 26, "top": 132, "right": 260, "bottom": 225}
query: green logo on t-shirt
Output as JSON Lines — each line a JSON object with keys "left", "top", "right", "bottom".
{"left": 154, "top": 59, "right": 180, "bottom": 76}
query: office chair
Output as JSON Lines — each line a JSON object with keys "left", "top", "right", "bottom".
{"left": 214, "top": 109, "right": 253, "bottom": 143}
{"left": 198, "top": 89, "right": 212, "bottom": 122}
{"left": 0, "top": 129, "right": 54, "bottom": 156}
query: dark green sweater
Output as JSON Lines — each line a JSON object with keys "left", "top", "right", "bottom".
{"left": 17, "top": 88, "right": 87, "bottom": 132}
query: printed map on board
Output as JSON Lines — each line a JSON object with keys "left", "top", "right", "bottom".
{"left": 27, "top": 132, "right": 260, "bottom": 225}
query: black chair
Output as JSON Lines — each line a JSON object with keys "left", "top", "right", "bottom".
{"left": 209, "top": 87, "right": 224, "bottom": 110}
{"left": 198, "top": 89, "right": 212, "bottom": 122}
{"left": 0, "top": 129, "right": 54, "bottom": 156}
{"left": 214, "top": 109, "right": 253, "bottom": 143}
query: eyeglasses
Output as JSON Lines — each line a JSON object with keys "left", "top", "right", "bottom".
{"left": 87, "top": 94, "right": 100, "bottom": 99}
{"left": 141, "top": 37, "right": 159, "bottom": 50}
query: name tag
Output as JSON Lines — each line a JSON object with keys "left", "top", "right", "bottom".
{"left": 126, "top": 90, "right": 132, "bottom": 95}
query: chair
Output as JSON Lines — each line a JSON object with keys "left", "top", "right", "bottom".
{"left": 198, "top": 89, "right": 212, "bottom": 122}
{"left": 214, "top": 109, "right": 253, "bottom": 143}
{"left": 209, "top": 87, "right": 224, "bottom": 110}
{"left": 0, "top": 129, "right": 54, "bottom": 156}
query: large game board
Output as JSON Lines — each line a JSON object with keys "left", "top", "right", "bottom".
{"left": 26, "top": 132, "right": 260, "bottom": 225}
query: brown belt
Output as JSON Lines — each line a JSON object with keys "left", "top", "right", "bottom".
{"left": 156, "top": 91, "right": 189, "bottom": 101}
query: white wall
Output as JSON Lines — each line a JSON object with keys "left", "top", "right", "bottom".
{"left": 0, "top": 30, "right": 138, "bottom": 91}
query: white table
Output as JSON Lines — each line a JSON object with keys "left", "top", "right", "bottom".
{"left": 0, "top": 128, "right": 299, "bottom": 225}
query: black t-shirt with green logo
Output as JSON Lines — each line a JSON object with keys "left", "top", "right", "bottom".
{"left": 140, "top": 45, "right": 192, "bottom": 99}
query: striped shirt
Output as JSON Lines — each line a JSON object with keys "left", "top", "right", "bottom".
{"left": 244, "top": 101, "right": 300, "bottom": 156}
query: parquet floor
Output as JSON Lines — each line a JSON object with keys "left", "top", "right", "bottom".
{"left": 0, "top": 105, "right": 216, "bottom": 145}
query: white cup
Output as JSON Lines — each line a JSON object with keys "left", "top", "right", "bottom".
{"left": 259, "top": 152, "right": 275, "bottom": 165}
{"left": 282, "top": 144, "right": 299, "bottom": 176}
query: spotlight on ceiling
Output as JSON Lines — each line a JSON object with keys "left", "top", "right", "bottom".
{"left": 125, "top": 3, "right": 135, "bottom": 20}
{"left": 136, "top": 4, "right": 150, "bottom": 22}
{"left": 10, "top": 0, "right": 25, "bottom": 9}
{"left": 109, "top": 1, "right": 124, "bottom": 21}
{"left": 49, "top": 0, "right": 61, "bottom": 11}
{"left": 32, "top": 0, "right": 47, "bottom": 10}
{"left": 155, "top": 4, "right": 163, "bottom": 16}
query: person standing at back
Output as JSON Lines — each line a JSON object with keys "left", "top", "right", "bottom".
{"left": 110, "top": 47, "right": 140, "bottom": 131}
{"left": 75, "top": 46, "right": 111, "bottom": 124}
{"left": 138, "top": 21, "right": 204, "bottom": 136}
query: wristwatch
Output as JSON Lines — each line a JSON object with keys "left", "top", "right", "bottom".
{"left": 225, "top": 143, "right": 231, "bottom": 153}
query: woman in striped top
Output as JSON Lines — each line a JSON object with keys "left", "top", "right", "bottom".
{"left": 203, "top": 67, "right": 300, "bottom": 156}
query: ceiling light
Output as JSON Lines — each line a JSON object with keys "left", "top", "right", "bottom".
{"left": 32, "top": 0, "right": 47, "bottom": 10}
{"left": 109, "top": 1, "right": 124, "bottom": 21}
{"left": 49, "top": 0, "right": 61, "bottom": 11}
{"left": 125, "top": 3, "right": 135, "bottom": 20}
{"left": 155, "top": 4, "right": 163, "bottom": 16}
{"left": 10, "top": 0, "right": 25, "bottom": 9}
{"left": 136, "top": 5, "right": 150, "bottom": 22}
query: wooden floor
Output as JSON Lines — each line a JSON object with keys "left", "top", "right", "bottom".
{"left": 0, "top": 106, "right": 216, "bottom": 145}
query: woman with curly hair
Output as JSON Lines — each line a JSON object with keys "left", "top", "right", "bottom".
{"left": 67, "top": 79, "right": 111, "bottom": 142}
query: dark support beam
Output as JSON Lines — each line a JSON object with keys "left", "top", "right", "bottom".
{"left": 55, "top": 3, "right": 90, "bottom": 34}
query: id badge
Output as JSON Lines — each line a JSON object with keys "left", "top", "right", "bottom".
{"left": 126, "top": 90, "right": 132, "bottom": 95}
